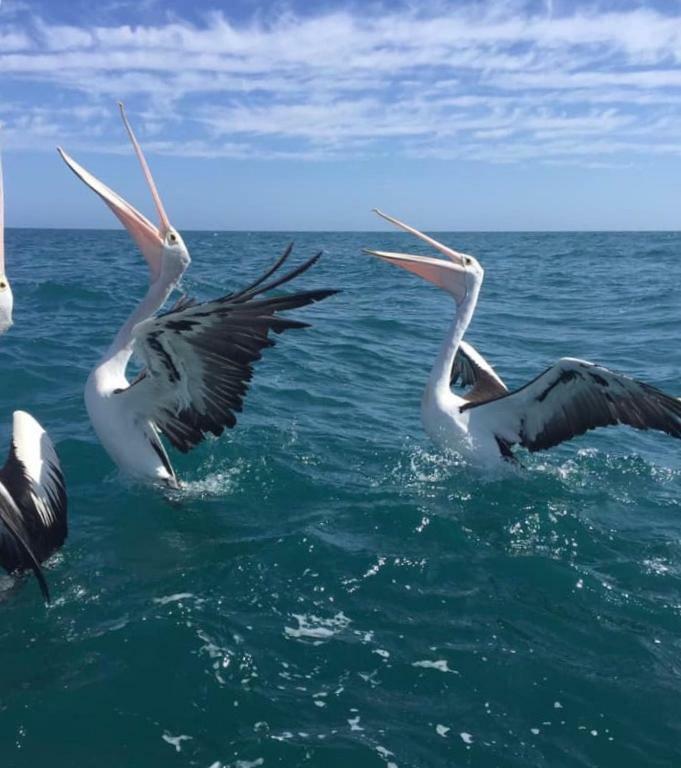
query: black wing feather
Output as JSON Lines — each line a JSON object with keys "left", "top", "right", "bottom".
{"left": 465, "top": 358, "right": 681, "bottom": 453}
{"left": 0, "top": 414, "right": 67, "bottom": 603}
{"left": 119, "top": 247, "right": 338, "bottom": 453}
{"left": 451, "top": 340, "right": 508, "bottom": 404}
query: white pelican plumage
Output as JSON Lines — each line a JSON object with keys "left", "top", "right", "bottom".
{"left": 0, "top": 158, "right": 67, "bottom": 602}
{"left": 58, "top": 105, "right": 336, "bottom": 487}
{"left": 367, "top": 209, "right": 681, "bottom": 465}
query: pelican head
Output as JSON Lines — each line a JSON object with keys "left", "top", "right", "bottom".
{"left": 0, "top": 158, "right": 13, "bottom": 333}
{"left": 364, "top": 209, "right": 483, "bottom": 304}
{"left": 57, "top": 102, "right": 190, "bottom": 286}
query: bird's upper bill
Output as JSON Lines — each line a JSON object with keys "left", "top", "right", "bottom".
{"left": 0, "top": 154, "right": 13, "bottom": 334}
{"left": 364, "top": 209, "right": 475, "bottom": 303}
{"left": 57, "top": 103, "right": 174, "bottom": 283}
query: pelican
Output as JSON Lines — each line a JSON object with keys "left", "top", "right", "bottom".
{"left": 58, "top": 104, "right": 336, "bottom": 487}
{"left": 366, "top": 209, "right": 681, "bottom": 465}
{"left": 0, "top": 158, "right": 67, "bottom": 602}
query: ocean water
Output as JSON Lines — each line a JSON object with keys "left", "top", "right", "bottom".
{"left": 1, "top": 228, "right": 681, "bottom": 767}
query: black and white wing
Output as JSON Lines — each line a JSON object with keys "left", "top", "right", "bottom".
{"left": 464, "top": 358, "right": 681, "bottom": 452}
{"left": 450, "top": 340, "right": 508, "bottom": 404}
{"left": 0, "top": 411, "right": 68, "bottom": 602}
{"left": 117, "top": 245, "right": 337, "bottom": 452}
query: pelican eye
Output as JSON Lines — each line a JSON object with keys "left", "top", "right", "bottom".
{"left": 168, "top": 233, "right": 177, "bottom": 244}
{"left": 464, "top": 257, "right": 472, "bottom": 266}
{"left": 0, "top": 280, "right": 7, "bottom": 290}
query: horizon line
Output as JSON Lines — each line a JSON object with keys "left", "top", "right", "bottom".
{"left": 5, "top": 226, "right": 681, "bottom": 235}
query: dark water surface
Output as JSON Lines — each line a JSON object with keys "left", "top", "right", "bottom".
{"left": 1, "top": 229, "right": 681, "bottom": 767}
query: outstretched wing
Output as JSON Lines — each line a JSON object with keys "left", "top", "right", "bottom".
{"left": 0, "top": 411, "right": 68, "bottom": 602}
{"left": 117, "top": 245, "right": 337, "bottom": 453}
{"left": 464, "top": 358, "right": 681, "bottom": 452}
{"left": 451, "top": 340, "right": 508, "bottom": 404}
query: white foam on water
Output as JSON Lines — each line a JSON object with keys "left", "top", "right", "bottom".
{"left": 162, "top": 732, "right": 192, "bottom": 752}
{"left": 196, "top": 628, "right": 233, "bottom": 685}
{"left": 178, "top": 459, "right": 245, "bottom": 498}
{"left": 348, "top": 715, "right": 363, "bottom": 732}
{"left": 460, "top": 732, "right": 474, "bottom": 745}
{"left": 284, "top": 612, "right": 351, "bottom": 642}
{"left": 375, "top": 745, "right": 396, "bottom": 766}
{"left": 153, "top": 592, "right": 195, "bottom": 606}
{"left": 436, "top": 725, "right": 450, "bottom": 737}
{"left": 363, "top": 556, "right": 386, "bottom": 578}
{"left": 0, "top": 574, "right": 12, "bottom": 589}
{"left": 270, "top": 731, "right": 294, "bottom": 742}
{"left": 415, "top": 515, "right": 430, "bottom": 533}
{"left": 643, "top": 558, "right": 670, "bottom": 575}
{"left": 412, "top": 659, "right": 458, "bottom": 674}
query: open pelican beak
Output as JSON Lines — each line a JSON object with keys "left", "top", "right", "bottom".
{"left": 363, "top": 248, "right": 466, "bottom": 291}
{"left": 365, "top": 209, "right": 470, "bottom": 302}
{"left": 57, "top": 103, "right": 172, "bottom": 283}
{"left": 372, "top": 209, "right": 468, "bottom": 266}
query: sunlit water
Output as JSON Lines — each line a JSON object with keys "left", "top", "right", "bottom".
{"left": 1, "top": 229, "right": 681, "bottom": 767}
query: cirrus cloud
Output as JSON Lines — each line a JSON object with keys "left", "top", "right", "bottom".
{"left": 1, "top": 1, "right": 681, "bottom": 166}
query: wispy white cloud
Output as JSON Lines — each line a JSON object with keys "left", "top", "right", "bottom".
{"left": 2, "top": 2, "right": 681, "bottom": 166}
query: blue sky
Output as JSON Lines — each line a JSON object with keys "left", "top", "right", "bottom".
{"left": 2, "top": 0, "right": 681, "bottom": 230}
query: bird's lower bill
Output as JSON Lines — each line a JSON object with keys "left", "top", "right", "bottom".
{"left": 365, "top": 249, "right": 468, "bottom": 301}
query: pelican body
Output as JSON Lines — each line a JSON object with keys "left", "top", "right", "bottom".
{"left": 60, "top": 104, "right": 336, "bottom": 486}
{"left": 367, "top": 210, "right": 681, "bottom": 465}
{"left": 0, "top": 157, "right": 67, "bottom": 602}
{"left": 83, "top": 234, "right": 188, "bottom": 486}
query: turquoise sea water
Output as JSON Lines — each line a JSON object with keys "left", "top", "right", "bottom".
{"left": 1, "top": 229, "right": 681, "bottom": 767}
